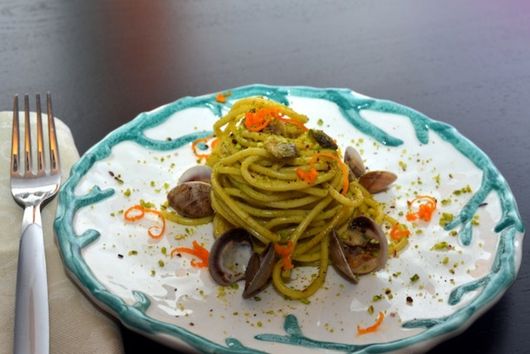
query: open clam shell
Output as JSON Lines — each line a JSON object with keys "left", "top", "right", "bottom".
{"left": 329, "top": 216, "right": 388, "bottom": 282}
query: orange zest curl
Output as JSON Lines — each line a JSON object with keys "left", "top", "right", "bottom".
{"left": 192, "top": 137, "right": 212, "bottom": 159}
{"left": 357, "top": 311, "right": 385, "bottom": 335}
{"left": 124, "top": 205, "right": 145, "bottom": 221}
{"left": 406, "top": 195, "right": 437, "bottom": 222}
{"left": 191, "top": 135, "right": 219, "bottom": 159}
{"left": 124, "top": 205, "right": 166, "bottom": 239}
{"left": 171, "top": 240, "right": 209, "bottom": 268}
{"left": 244, "top": 107, "right": 307, "bottom": 132}
{"left": 389, "top": 223, "right": 410, "bottom": 241}
{"left": 274, "top": 240, "right": 294, "bottom": 270}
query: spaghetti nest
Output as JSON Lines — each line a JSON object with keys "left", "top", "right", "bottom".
{"left": 206, "top": 97, "right": 393, "bottom": 299}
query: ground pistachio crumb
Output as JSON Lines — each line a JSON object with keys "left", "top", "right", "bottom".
{"left": 431, "top": 241, "right": 452, "bottom": 251}
{"left": 367, "top": 305, "right": 374, "bottom": 315}
{"left": 453, "top": 185, "right": 472, "bottom": 195}
{"left": 439, "top": 212, "right": 454, "bottom": 227}
{"left": 410, "top": 274, "right": 420, "bottom": 282}
{"left": 372, "top": 294, "right": 383, "bottom": 302}
{"left": 140, "top": 199, "right": 155, "bottom": 208}
{"left": 441, "top": 198, "right": 452, "bottom": 206}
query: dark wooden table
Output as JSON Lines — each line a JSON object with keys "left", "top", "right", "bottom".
{"left": 1, "top": 0, "right": 528, "bottom": 353}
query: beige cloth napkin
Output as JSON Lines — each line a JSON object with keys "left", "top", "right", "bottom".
{"left": 0, "top": 113, "right": 124, "bottom": 354}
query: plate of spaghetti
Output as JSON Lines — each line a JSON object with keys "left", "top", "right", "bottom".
{"left": 55, "top": 85, "right": 524, "bottom": 353}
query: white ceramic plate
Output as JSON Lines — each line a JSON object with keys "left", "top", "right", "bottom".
{"left": 55, "top": 85, "right": 524, "bottom": 353}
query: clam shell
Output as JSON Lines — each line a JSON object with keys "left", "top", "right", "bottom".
{"left": 358, "top": 170, "right": 397, "bottom": 194}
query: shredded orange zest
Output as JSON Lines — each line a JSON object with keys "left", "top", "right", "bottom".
{"left": 389, "top": 223, "right": 410, "bottom": 241}
{"left": 296, "top": 167, "right": 318, "bottom": 184}
{"left": 124, "top": 205, "right": 166, "bottom": 239}
{"left": 274, "top": 241, "right": 294, "bottom": 270}
{"left": 357, "top": 311, "right": 385, "bottom": 335}
{"left": 215, "top": 92, "right": 227, "bottom": 103}
{"left": 244, "top": 107, "right": 307, "bottom": 132}
{"left": 171, "top": 240, "right": 209, "bottom": 268}
{"left": 303, "top": 152, "right": 349, "bottom": 194}
{"left": 406, "top": 195, "right": 437, "bottom": 222}
{"left": 245, "top": 111, "right": 272, "bottom": 131}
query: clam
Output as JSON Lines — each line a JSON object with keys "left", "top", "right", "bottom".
{"left": 167, "top": 181, "right": 213, "bottom": 218}
{"left": 329, "top": 216, "right": 388, "bottom": 283}
{"left": 264, "top": 136, "right": 298, "bottom": 159}
{"left": 177, "top": 165, "right": 212, "bottom": 185}
{"left": 242, "top": 244, "right": 277, "bottom": 298}
{"left": 344, "top": 146, "right": 365, "bottom": 178}
{"left": 208, "top": 228, "right": 254, "bottom": 286}
{"left": 208, "top": 228, "right": 277, "bottom": 298}
{"left": 309, "top": 129, "right": 338, "bottom": 150}
{"left": 358, "top": 171, "right": 397, "bottom": 194}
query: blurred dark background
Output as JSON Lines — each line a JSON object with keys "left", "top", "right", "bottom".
{"left": 0, "top": 0, "right": 528, "bottom": 353}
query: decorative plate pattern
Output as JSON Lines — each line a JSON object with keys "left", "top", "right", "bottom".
{"left": 54, "top": 85, "right": 524, "bottom": 353}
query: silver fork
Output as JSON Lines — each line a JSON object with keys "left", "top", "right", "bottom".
{"left": 11, "top": 94, "right": 60, "bottom": 354}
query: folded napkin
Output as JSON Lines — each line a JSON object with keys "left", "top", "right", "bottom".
{"left": 0, "top": 113, "right": 124, "bottom": 354}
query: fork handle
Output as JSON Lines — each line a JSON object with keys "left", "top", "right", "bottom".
{"left": 14, "top": 223, "right": 49, "bottom": 354}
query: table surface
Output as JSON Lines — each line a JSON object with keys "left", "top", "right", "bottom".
{"left": 1, "top": 0, "right": 529, "bottom": 353}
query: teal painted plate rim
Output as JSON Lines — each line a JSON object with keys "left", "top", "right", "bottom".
{"left": 54, "top": 84, "right": 524, "bottom": 353}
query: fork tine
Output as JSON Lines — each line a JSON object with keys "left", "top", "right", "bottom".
{"left": 10, "top": 95, "right": 20, "bottom": 176}
{"left": 46, "top": 93, "right": 60, "bottom": 173}
{"left": 23, "top": 94, "right": 32, "bottom": 175}
{"left": 35, "top": 94, "right": 45, "bottom": 175}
